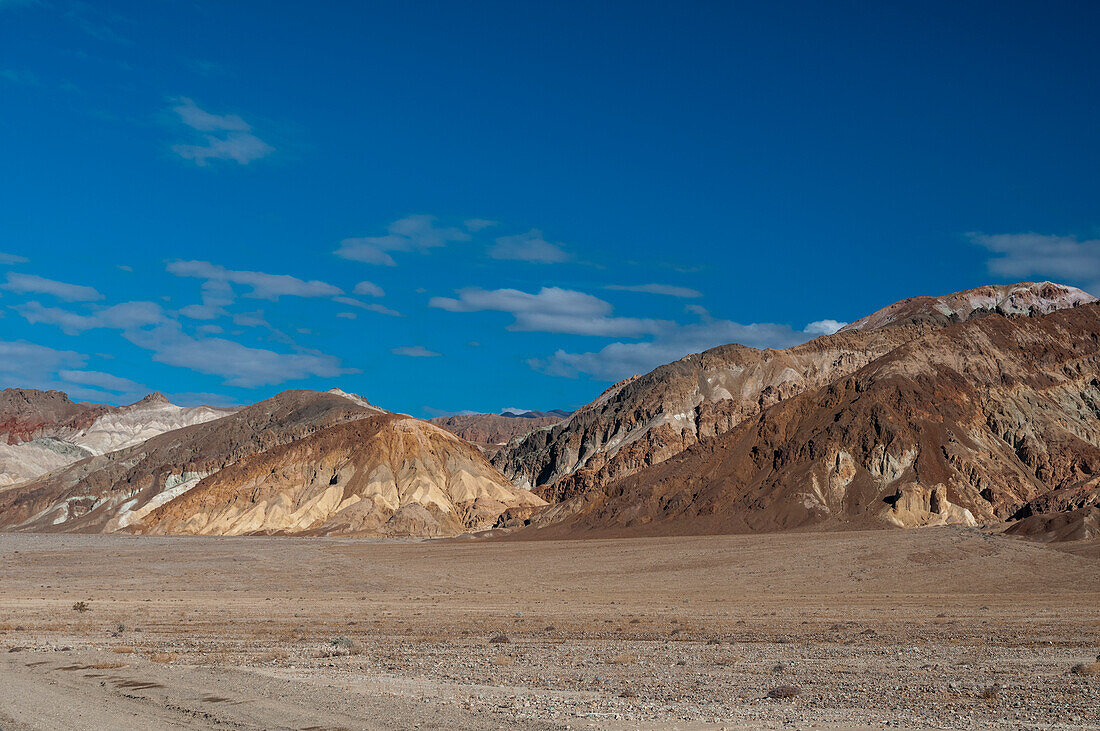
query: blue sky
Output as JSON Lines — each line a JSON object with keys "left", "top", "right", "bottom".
{"left": 1, "top": 1, "right": 1098, "bottom": 415}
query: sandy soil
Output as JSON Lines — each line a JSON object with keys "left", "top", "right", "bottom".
{"left": 1, "top": 527, "right": 1098, "bottom": 729}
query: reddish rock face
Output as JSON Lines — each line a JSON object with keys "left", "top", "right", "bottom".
{"left": 517, "top": 303, "right": 1100, "bottom": 538}
{"left": 0, "top": 389, "right": 108, "bottom": 445}
{"left": 494, "top": 282, "right": 1096, "bottom": 510}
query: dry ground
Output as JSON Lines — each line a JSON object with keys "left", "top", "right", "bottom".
{"left": 0, "top": 527, "right": 1098, "bottom": 729}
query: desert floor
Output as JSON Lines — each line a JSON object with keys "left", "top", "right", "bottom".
{"left": 0, "top": 527, "right": 1098, "bottom": 730}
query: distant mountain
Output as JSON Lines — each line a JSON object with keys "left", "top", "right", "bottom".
{"left": 492, "top": 283, "right": 1098, "bottom": 541}
{"left": 0, "top": 389, "right": 541, "bottom": 537}
{"left": 430, "top": 412, "right": 567, "bottom": 454}
{"left": 0, "top": 389, "right": 234, "bottom": 487}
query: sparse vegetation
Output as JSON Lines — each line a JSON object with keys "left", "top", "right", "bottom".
{"left": 72, "top": 601, "right": 89, "bottom": 613}
{"left": 148, "top": 652, "right": 175, "bottom": 663}
{"left": 980, "top": 683, "right": 1001, "bottom": 701}
{"left": 1070, "top": 661, "right": 1100, "bottom": 676}
{"left": 111, "top": 646, "right": 136, "bottom": 654}
{"left": 491, "top": 654, "right": 514, "bottom": 667}
{"left": 767, "top": 685, "right": 801, "bottom": 699}
{"left": 489, "top": 634, "right": 510, "bottom": 644}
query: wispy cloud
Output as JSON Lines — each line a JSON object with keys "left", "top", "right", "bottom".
{"left": 392, "top": 346, "right": 441, "bottom": 357}
{"left": 336, "top": 215, "right": 471, "bottom": 266}
{"left": 353, "top": 281, "right": 385, "bottom": 297}
{"left": 0, "top": 340, "right": 86, "bottom": 389}
{"left": 167, "top": 260, "right": 342, "bottom": 300}
{"left": 430, "top": 286, "right": 667, "bottom": 337}
{"left": 489, "top": 229, "right": 570, "bottom": 263}
{"left": 0, "top": 252, "right": 29, "bottom": 265}
{"left": 124, "top": 322, "right": 353, "bottom": 387}
{"left": 2, "top": 272, "right": 103, "bottom": 301}
{"left": 15, "top": 300, "right": 166, "bottom": 334}
{"left": 58, "top": 368, "right": 144, "bottom": 395}
{"left": 605, "top": 283, "right": 703, "bottom": 298}
{"left": 170, "top": 97, "right": 273, "bottom": 166}
{"left": 969, "top": 231, "right": 1100, "bottom": 294}
{"left": 332, "top": 296, "right": 401, "bottom": 316}
{"left": 529, "top": 312, "right": 819, "bottom": 381}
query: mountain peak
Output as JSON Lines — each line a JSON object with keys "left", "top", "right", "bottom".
{"left": 135, "top": 392, "right": 171, "bottom": 407}
{"left": 838, "top": 281, "right": 1095, "bottom": 333}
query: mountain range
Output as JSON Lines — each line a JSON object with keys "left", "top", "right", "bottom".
{"left": 0, "top": 281, "right": 1096, "bottom": 542}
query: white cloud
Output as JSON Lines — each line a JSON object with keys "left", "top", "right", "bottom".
{"left": 0, "top": 340, "right": 86, "bottom": 388}
{"left": 803, "top": 319, "right": 847, "bottom": 335}
{"left": 969, "top": 232, "right": 1100, "bottom": 294}
{"left": 15, "top": 300, "right": 165, "bottom": 334}
{"left": 170, "top": 97, "right": 273, "bottom": 166}
{"left": 124, "top": 322, "right": 353, "bottom": 387}
{"left": 0, "top": 252, "right": 29, "bottom": 265}
{"left": 336, "top": 312, "right": 356, "bottom": 319}
{"left": 527, "top": 307, "right": 827, "bottom": 381}
{"left": 167, "top": 260, "right": 342, "bottom": 300}
{"left": 392, "top": 346, "right": 441, "bottom": 357}
{"left": 606, "top": 283, "right": 703, "bottom": 298}
{"left": 489, "top": 229, "right": 570, "bottom": 263}
{"left": 58, "top": 369, "right": 144, "bottom": 395}
{"left": 464, "top": 218, "right": 498, "bottom": 232}
{"left": 430, "top": 286, "right": 667, "bottom": 337}
{"left": 336, "top": 215, "right": 471, "bottom": 266}
{"left": 331, "top": 296, "right": 402, "bottom": 316}
{"left": 3, "top": 272, "right": 103, "bottom": 301}
{"left": 364, "top": 303, "right": 401, "bottom": 317}
{"left": 353, "top": 280, "right": 385, "bottom": 297}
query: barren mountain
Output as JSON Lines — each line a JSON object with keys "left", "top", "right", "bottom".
{"left": 838, "top": 280, "right": 1095, "bottom": 332}
{"left": 0, "top": 390, "right": 234, "bottom": 487}
{"left": 139, "top": 415, "right": 545, "bottom": 536}
{"left": 430, "top": 412, "right": 566, "bottom": 454}
{"left": 0, "top": 389, "right": 379, "bottom": 532}
{"left": 517, "top": 302, "right": 1100, "bottom": 537}
{"left": 493, "top": 282, "right": 1094, "bottom": 510}
{"left": 0, "top": 388, "right": 540, "bottom": 537}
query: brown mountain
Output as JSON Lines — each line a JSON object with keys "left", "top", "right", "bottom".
{"left": 494, "top": 282, "right": 1095, "bottom": 511}
{"left": 514, "top": 301, "right": 1100, "bottom": 537}
{"left": 430, "top": 412, "right": 566, "bottom": 454}
{"left": 0, "top": 388, "right": 541, "bottom": 537}
{"left": 0, "top": 389, "right": 234, "bottom": 488}
{"left": 0, "top": 389, "right": 379, "bottom": 532}
{"left": 139, "top": 415, "right": 544, "bottom": 537}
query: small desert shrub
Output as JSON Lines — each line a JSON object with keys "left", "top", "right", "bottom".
{"left": 111, "top": 646, "right": 136, "bottom": 654}
{"left": 489, "top": 634, "right": 510, "bottom": 644}
{"left": 1070, "top": 661, "right": 1100, "bottom": 676}
{"left": 767, "top": 685, "right": 800, "bottom": 699}
{"left": 72, "top": 601, "right": 89, "bottom": 613}
{"left": 492, "top": 654, "right": 514, "bottom": 667}
{"left": 259, "top": 649, "right": 289, "bottom": 663}
{"left": 148, "top": 652, "right": 175, "bottom": 663}
{"left": 980, "top": 683, "right": 1001, "bottom": 701}
{"left": 89, "top": 661, "right": 127, "bottom": 670}
{"left": 609, "top": 653, "right": 637, "bottom": 665}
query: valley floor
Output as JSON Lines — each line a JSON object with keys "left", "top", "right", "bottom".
{"left": 0, "top": 529, "right": 1098, "bottom": 730}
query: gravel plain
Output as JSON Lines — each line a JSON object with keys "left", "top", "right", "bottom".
{"left": 0, "top": 527, "right": 1098, "bottom": 729}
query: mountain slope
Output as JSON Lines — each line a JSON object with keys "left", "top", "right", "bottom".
{"left": 0, "top": 389, "right": 377, "bottom": 532}
{"left": 493, "top": 282, "right": 1094, "bottom": 509}
{"left": 430, "top": 412, "right": 565, "bottom": 454}
{"left": 139, "top": 415, "right": 545, "bottom": 536}
{"left": 0, "top": 390, "right": 234, "bottom": 487}
{"left": 526, "top": 302, "right": 1100, "bottom": 537}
